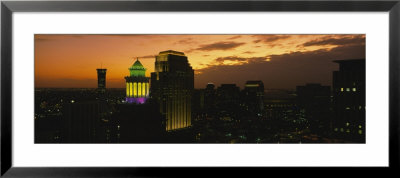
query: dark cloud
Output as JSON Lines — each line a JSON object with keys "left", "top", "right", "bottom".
{"left": 137, "top": 55, "right": 155, "bottom": 59}
{"left": 194, "top": 41, "right": 245, "bottom": 51}
{"left": 301, "top": 35, "right": 365, "bottom": 47}
{"left": 243, "top": 51, "right": 256, "bottom": 54}
{"left": 252, "top": 35, "right": 291, "bottom": 43}
{"left": 227, "top": 35, "right": 242, "bottom": 40}
{"left": 215, "top": 56, "right": 266, "bottom": 64}
{"left": 174, "top": 38, "right": 196, "bottom": 45}
{"left": 195, "top": 44, "right": 365, "bottom": 89}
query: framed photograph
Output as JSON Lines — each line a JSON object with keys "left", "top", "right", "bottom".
{"left": 1, "top": 0, "right": 399, "bottom": 176}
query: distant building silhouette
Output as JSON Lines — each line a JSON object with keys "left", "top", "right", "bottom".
{"left": 296, "top": 83, "right": 331, "bottom": 135}
{"left": 216, "top": 84, "right": 241, "bottom": 118}
{"left": 96, "top": 68, "right": 107, "bottom": 93}
{"left": 125, "top": 58, "right": 150, "bottom": 104}
{"left": 332, "top": 59, "right": 365, "bottom": 142}
{"left": 204, "top": 83, "right": 217, "bottom": 114}
{"left": 243, "top": 81, "right": 265, "bottom": 116}
{"left": 151, "top": 50, "right": 194, "bottom": 131}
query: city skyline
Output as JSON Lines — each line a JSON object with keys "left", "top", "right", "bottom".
{"left": 35, "top": 34, "right": 365, "bottom": 89}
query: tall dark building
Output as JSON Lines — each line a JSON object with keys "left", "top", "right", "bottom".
{"left": 332, "top": 59, "right": 365, "bottom": 142}
{"left": 96, "top": 68, "right": 107, "bottom": 93}
{"left": 242, "top": 81, "right": 265, "bottom": 116}
{"left": 151, "top": 50, "right": 194, "bottom": 131}
{"left": 296, "top": 83, "right": 331, "bottom": 135}
{"left": 204, "top": 83, "right": 217, "bottom": 114}
{"left": 216, "top": 84, "right": 241, "bottom": 118}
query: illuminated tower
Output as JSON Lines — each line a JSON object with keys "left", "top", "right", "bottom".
{"left": 125, "top": 58, "right": 150, "bottom": 104}
{"left": 96, "top": 68, "right": 107, "bottom": 93}
{"left": 151, "top": 50, "right": 194, "bottom": 131}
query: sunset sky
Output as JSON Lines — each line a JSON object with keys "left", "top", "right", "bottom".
{"left": 35, "top": 34, "right": 365, "bottom": 89}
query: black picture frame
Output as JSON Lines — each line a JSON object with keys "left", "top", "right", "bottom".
{"left": 1, "top": 0, "right": 399, "bottom": 177}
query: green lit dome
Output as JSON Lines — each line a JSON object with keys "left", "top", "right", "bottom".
{"left": 131, "top": 60, "right": 145, "bottom": 70}
{"left": 129, "top": 58, "right": 146, "bottom": 77}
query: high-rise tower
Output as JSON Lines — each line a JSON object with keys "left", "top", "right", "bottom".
{"left": 96, "top": 68, "right": 107, "bottom": 93}
{"left": 332, "top": 59, "right": 365, "bottom": 142}
{"left": 151, "top": 50, "right": 194, "bottom": 131}
{"left": 125, "top": 58, "right": 150, "bottom": 104}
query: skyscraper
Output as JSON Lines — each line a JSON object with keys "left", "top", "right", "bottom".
{"left": 125, "top": 58, "right": 150, "bottom": 104}
{"left": 296, "top": 83, "right": 331, "bottom": 135}
{"left": 96, "top": 68, "right": 107, "bottom": 93}
{"left": 332, "top": 59, "right": 365, "bottom": 142}
{"left": 243, "top": 81, "right": 265, "bottom": 116}
{"left": 151, "top": 50, "right": 194, "bottom": 131}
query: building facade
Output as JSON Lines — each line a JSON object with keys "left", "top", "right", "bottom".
{"left": 332, "top": 59, "right": 365, "bottom": 142}
{"left": 243, "top": 81, "right": 265, "bottom": 116}
{"left": 296, "top": 83, "right": 331, "bottom": 135}
{"left": 96, "top": 68, "right": 107, "bottom": 93}
{"left": 150, "top": 50, "right": 194, "bottom": 131}
{"left": 125, "top": 59, "right": 150, "bottom": 104}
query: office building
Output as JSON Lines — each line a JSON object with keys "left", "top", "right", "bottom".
{"left": 332, "top": 59, "right": 365, "bottom": 142}
{"left": 296, "top": 83, "right": 331, "bottom": 135}
{"left": 96, "top": 68, "right": 107, "bottom": 93}
{"left": 151, "top": 50, "right": 194, "bottom": 131}
{"left": 243, "top": 81, "right": 265, "bottom": 116}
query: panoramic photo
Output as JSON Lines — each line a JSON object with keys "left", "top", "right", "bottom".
{"left": 34, "top": 34, "right": 365, "bottom": 143}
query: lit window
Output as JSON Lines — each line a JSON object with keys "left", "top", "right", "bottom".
{"left": 346, "top": 107, "right": 350, "bottom": 110}
{"left": 358, "top": 130, "right": 363, "bottom": 135}
{"left": 359, "top": 106, "right": 362, "bottom": 110}
{"left": 358, "top": 125, "right": 362, "bottom": 129}
{"left": 353, "top": 88, "right": 356, "bottom": 92}
{"left": 346, "top": 122, "right": 350, "bottom": 127}
{"left": 346, "top": 88, "right": 350, "bottom": 92}
{"left": 334, "top": 128, "right": 338, "bottom": 132}
{"left": 341, "top": 88, "right": 344, "bottom": 92}
{"left": 340, "top": 128, "right": 344, "bottom": 132}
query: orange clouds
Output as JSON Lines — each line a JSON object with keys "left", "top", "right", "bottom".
{"left": 34, "top": 34, "right": 365, "bottom": 89}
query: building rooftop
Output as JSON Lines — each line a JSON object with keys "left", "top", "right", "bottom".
{"left": 333, "top": 59, "right": 365, "bottom": 64}
{"left": 158, "top": 50, "right": 185, "bottom": 56}
{"left": 130, "top": 58, "right": 145, "bottom": 70}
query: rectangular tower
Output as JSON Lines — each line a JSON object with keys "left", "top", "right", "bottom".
{"left": 96, "top": 68, "right": 107, "bottom": 93}
{"left": 332, "top": 59, "right": 365, "bottom": 142}
{"left": 151, "top": 50, "right": 194, "bottom": 131}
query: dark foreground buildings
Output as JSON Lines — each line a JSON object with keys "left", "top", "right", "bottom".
{"left": 151, "top": 50, "right": 194, "bottom": 131}
{"left": 114, "top": 100, "right": 165, "bottom": 143}
{"left": 332, "top": 59, "right": 365, "bottom": 142}
{"left": 62, "top": 100, "right": 113, "bottom": 143}
{"left": 35, "top": 54, "right": 366, "bottom": 143}
{"left": 296, "top": 83, "right": 331, "bottom": 136}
